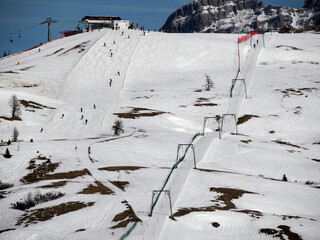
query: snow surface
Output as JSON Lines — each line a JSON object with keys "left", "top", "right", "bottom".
{"left": 0, "top": 29, "right": 319, "bottom": 239}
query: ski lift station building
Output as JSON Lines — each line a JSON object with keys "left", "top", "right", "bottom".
{"left": 81, "top": 16, "right": 130, "bottom": 31}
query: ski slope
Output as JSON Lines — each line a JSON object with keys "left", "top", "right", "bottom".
{"left": 0, "top": 29, "right": 319, "bottom": 240}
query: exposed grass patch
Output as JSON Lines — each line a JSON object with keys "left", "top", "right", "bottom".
{"left": 20, "top": 66, "right": 34, "bottom": 71}
{"left": 240, "top": 139, "right": 252, "bottom": 144}
{"left": 194, "top": 103, "right": 218, "bottom": 107}
{"left": 59, "top": 42, "right": 89, "bottom": 56}
{"left": 272, "top": 140, "right": 308, "bottom": 150}
{"left": 19, "top": 100, "right": 55, "bottom": 110}
{"left": 237, "top": 209, "right": 263, "bottom": 219}
{"left": 98, "top": 166, "right": 147, "bottom": 172}
{"left": 16, "top": 201, "right": 94, "bottom": 227}
{"left": 0, "top": 181, "right": 13, "bottom": 190}
{"left": 276, "top": 87, "right": 318, "bottom": 98}
{"left": 172, "top": 187, "right": 256, "bottom": 218}
{"left": 211, "top": 222, "right": 220, "bottom": 228}
{"left": 22, "top": 156, "right": 91, "bottom": 183}
{"left": 78, "top": 181, "right": 114, "bottom": 195}
{"left": 311, "top": 159, "right": 320, "bottom": 163}
{"left": 0, "top": 71, "right": 19, "bottom": 74}
{"left": 0, "top": 228, "right": 15, "bottom": 234}
{"left": 75, "top": 229, "right": 86, "bottom": 232}
{"left": 110, "top": 200, "right": 141, "bottom": 229}
{"left": 109, "top": 180, "right": 129, "bottom": 191}
{"left": 114, "top": 107, "right": 169, "bottom": 119}
{"left": 38, "top": 181, "right": 67, "bottom": 189}
{"left": 0, "top": 116, "right": 22, "bottom": 121}
{"left": 276, "top": 45, "right": 302, "bottom": 51}
{"left": 259, "top": 225, "right": 303, "bottom": 240}
{"left": 237, "top": 114, "right": 259, "bottom": 125}
{"left": 11, "top": 191, "right": 64, "bottom": 211}
{"left": 46, "top": 48, "right": 64, "bottom": 56}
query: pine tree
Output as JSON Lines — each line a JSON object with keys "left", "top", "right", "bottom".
{"left": 205, "top": 74, "right": 214, "bottom": 91}
{"left": 12, "top": 127, "right": 19, "bottom": 142}
{"left": 3, "top": 51, "right": 7, "bottom": 57}
{"left": 4, "top": 148, "right": 12, "bottom": 158}
{"left": 112, "top": 119, "right": 124, "bottom": 136}
{"left": 8, "top": 95, "right": 21, "bottom": 119}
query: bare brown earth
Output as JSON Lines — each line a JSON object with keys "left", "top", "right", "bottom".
{"left": 20, "top": 66, "right": 34, "bottom": 71}
{"left": 172, "top": 187, "right": 256, "bottom": 218}
{"left": 237, "top": 114, "right": 259, "bottom": 125}
{"left": 46, "top": 48, "right": 64, "bottom": 57}
{"left": 276, "top": 45, "right": 302, "bottom": 51}
{"left": 276, "top": 87, "right": 318, "bottom": 98}
{"left": 98, "top": 166, "right": 147, "bottom": 172}
{"left": 240, "top": 139, "right": 252, "bottom": 144}
{"left": 38, "top": 181, "right": 67, "bottom": 189}
{"left": 110, "top": 200, "right": 141, "bottom": 229}
{"left": 194, "top": 103, "right": 218, "bottom": 107}
{"left": 16, "top": 202, "right": 95, "bottom": 227}
{"left": 194, "top": 98, "right": 218, "bottom": 107}
{"left": 0, "top": 116, "right": 22, "bottom": 121}
{"left": 211, "top": 222, "right": 220, "bottom": 228}
{"left": 0, "top": 228, "right": 15, "bottom": 234}
{"left": 59, "top": 41, "right": 89, "bottom": 56}
{"left": 78, "top": 181, "right": 114, "bottom": 195}
{"left": 109, "top": 181, "right": 129, "bottom": 191}
{"left": 272, "top": 140, "right": 308, "bottom": 150}
{"left": 114, "top": 107, "right": 169, "bottom": 119}
{"left": 259, "top": 225, "right": 303, "bottom": 240}
{"left": 311, "top": 159, "right": 320, "bottom": 163}
{"left": 0, "top": 191, "right": 6, "bottom": 199}
{"left": 0, "top": 71, "right": 19, "bottom": 74}
{"left": 237, "top": 210, "right": 263, "bottom": 219}
{"left": 19, "top": 100, "right": 56, "bottom": 110}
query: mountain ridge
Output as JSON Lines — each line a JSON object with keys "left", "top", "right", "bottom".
{"left": 161, "top": 0, "right": 320, "bottom": 33}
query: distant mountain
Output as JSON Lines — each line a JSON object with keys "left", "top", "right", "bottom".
{"left": 161, "top": 0, "right": 320, "bottom": 33}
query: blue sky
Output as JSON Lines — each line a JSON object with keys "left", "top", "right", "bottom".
{"left": 0, "top": 0, "right": 304, "bottom": 55}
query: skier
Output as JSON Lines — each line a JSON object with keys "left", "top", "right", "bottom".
{"left": 61, "top": 114, "right": 64, "bottom": 119}
{"left": 40, "top": 128, "right": 43, "bottom": 132}
{"left": 104, "top": 42, "right": 106, "bottom": 47}
{"left": 257, "top": 39, "right": 259, "bottom": 44}
{"left": 81, "top": 115, "right": 83, "bottom": 120}
{"left": 128, "top": 35, "right": 130, "bottom": 39}
{"left": 117, "top": 71, "right": 120, "bottom": 76}
{"left": 113, "top": 41, "right": 116, "bottom": 44}
{"left": 85, "top": 119, "right": 88, "bottom": 125}
{"left": 122, "top": 31, "right": 124, "bottom": 36}
{"left": 109, "top": 78, "right": 112, "bottom": 87}
{"left": 110, "top": 52, "right": 113, "bottom": 57}
{"left": 80, "top": 107, "right": 83, "bottom": 112}
{"left": 254, "top": 44, "right": 256, "bottom": 48}
{"left": 94, "top": 104, "right": 96, "bottom": 109}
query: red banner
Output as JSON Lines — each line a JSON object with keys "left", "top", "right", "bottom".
{"left": 238, "top": 30, "right": 258, "bottom": 44}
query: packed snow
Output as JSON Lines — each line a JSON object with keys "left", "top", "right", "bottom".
{"left": 0, "top": 29, "right": 319, "bottom": 240}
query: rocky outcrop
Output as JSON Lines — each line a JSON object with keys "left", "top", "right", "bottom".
{"left": 161, "top": 0, "right": 320, "bottom": 33}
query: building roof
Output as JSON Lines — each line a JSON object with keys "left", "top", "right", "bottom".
{"left": 81, "top": 16, "right": 121, "bottom": 24}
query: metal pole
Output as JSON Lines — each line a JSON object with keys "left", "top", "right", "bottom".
{"left": 203, "top": 118, "right": 206, "bottom": 136}
{"left": 243, "top": 80, "right": 247, "bottom": 98}
{"left": 234, "top": 115, "right": 238, "bottom": 134}
{"left": 167, "top": 191, "right": 173, "bottom": 217}
{"left": 218, "top": 120, "right": 221, "bottom": 139}
{"left": 192, "top": 146, "right": 196, "bottom": 169}
{"left": 48, "top": 22, "right": 51, "bottom": 42}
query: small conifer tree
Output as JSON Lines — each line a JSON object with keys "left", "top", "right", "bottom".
{"left": 112, "top": 119, "right": 124, "bottom": 136}
{"left": 4, "top": 148, "right": 11, "bottom": 158}
{"left": 12, "top": 127, "right": 19, "bottom": 142}
{"left": 204, "top": 74, "right": 214, "bottom": 91}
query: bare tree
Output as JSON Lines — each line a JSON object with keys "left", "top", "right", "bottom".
{"left": 204, "top": 74, "right": 214, "bottom": 91}
{"left": 8, "top": 95, "right": 21, "bottom": 119}
{"left": 12, "top": 127, "right": 19, "bottom": 142}
{"left": 112, "top": 119, "right": 124, "bottom": 136}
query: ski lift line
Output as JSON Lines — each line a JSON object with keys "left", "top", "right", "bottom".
{"left": 0, "top": 23, "right": 41, "bottom": 39}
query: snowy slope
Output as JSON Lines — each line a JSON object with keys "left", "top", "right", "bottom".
{"left": 0, "top": 30, "right": 319, "bottom": 240}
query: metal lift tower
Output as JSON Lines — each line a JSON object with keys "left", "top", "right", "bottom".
{"left": 40, "top": 18, "right": 58, "bottom": 42}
